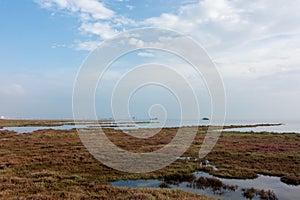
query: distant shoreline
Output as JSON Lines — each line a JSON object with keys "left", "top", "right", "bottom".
{"left": 0, "top": 119, "right": 282, "bottom": 129}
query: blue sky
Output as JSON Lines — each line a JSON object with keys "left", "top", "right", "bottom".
{"left": 1, "top": 0, "right": 300, "bottom": 121}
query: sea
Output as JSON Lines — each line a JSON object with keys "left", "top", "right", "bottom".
{"left": 1, "top": 119, "right": 300, "bottom": 134}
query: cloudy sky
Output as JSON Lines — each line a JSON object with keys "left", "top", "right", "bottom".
{"left": 0, "top": 0, "right": 300, "bottom": 121}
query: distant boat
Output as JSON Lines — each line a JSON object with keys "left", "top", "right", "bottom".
{"left": 202, "top": 117, "right": 209, "bottom": 121}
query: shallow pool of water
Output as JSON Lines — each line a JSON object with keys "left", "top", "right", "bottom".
{"left": 110, "top": 172, "right": 300, "bottom": 200}
{"left": 0, "top": 122, "right": 147, "bottom": 133}
{"left": 1, "top": 123, "right": 133, "bottom": 134}
{"left": 222, "top": 123, "right": 300, "bottom": 133}
{"left": 1, "top": 124, "right": 88, "bottom": 133}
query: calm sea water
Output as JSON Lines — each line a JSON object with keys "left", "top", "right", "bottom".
{"left": 222, "top": 120, "right": 300, "bottom": 133}
{"left": 1, "top": 123, "right": 106, "bottom": 134}
{"left": 135, "top": 119, "right": 300, "bottom": 133}
{"left": 1, "top": 119, "right": 300, "bottom": 133}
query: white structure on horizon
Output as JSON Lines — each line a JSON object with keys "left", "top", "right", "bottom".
{"left": 0, "top": 116, "right": 5, "bottom": 119}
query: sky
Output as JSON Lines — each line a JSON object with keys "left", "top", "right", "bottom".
{"left": 0, "top": 0, "right": 300, "bottom": 121}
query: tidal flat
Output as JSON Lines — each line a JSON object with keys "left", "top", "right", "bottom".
{"left": 0, "top": 120, "right": 299, "bottom": 199}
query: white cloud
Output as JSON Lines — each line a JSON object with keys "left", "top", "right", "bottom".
{"left": 137, "top": 52, "right": 154, "bottom": 57}
{"left": 79, "top": 22, "right": 117, "bottom": 39}
{"left": 215, "top": 34, "right": 300, "bottom": 78}
{"left": 102, "top": 70, "right": 123, "bottom": 81}
{"left": 141, "top": 0, "right": 300, "bottom": 79}
{"left": 126, "top": 5, "right": 134, "bottom": 11}
{"left": 35, "top": 0, "right": 300, "bottom": 81}
{"left": 35, "top": 0, "right": 114, "bottom": 19}
{"left": 35, "top": 0, "right": 132, "bottom": 41}
{"left": 74, "top": 40, "right": 99, "bottom": 51}
{"left": 51, "top": 43, "right": 68, "bottom": 48}
{"left": 0, "top": 84, "right": 25, "bottom": 96}
{"left": 128, "top": 37, "right": 144, "bottom": 48}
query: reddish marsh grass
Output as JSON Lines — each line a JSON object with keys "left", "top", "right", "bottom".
{"left": 0, "top": 120, "right": 299, "bottom": 199}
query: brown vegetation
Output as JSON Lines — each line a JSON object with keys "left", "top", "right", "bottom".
{"left": 0, "top": 128, "right": 213, "bottom": 199}
{"left": 0, "top": 120, "right": 299, "bottom": 199}
{"left": 242, "top": 187, "right": 278, "bottom": 200}
{"left": 280, "top": 175, "right": 300, "bottom": 185}
{"left": 192, "top": 176, "right": 237, "bottom": 194}
{"left": 205, "top": 131, "right": 300, "bottom": 182}
{"left": 163, "top": 173, "right": 196, "bottom": 185}
{"left": 0, "top": 119, "right": 69, "bottom": 127}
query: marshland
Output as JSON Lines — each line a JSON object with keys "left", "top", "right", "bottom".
{"left": 0, "top": 119, "right": 299, "bottom": 199}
